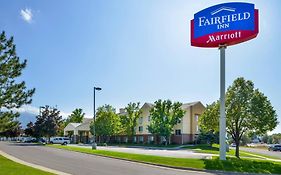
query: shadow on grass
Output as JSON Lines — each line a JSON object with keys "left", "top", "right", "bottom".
{"left": 203, "top": 157, "right": 281, "bottom": 174}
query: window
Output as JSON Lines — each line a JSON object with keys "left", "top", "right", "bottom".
{"left": 196, "top": 125, "right": 199, "bottom": 132}
{"left": 148, "top": 136, "right": 154, "bottom": 142}
{"left": 175, "top": 129, "right": 181, "bottom": 135}
{"left": 133, "top": 136, "right": 137, "bottom": 143}
{"left": 139, "top": 117, "right": 143, "bottom": 124}
{"left": 139, "top": 126, "right": 143, "bottom": 132}
{"left": 195, "top": 115, "right": 199, "bottom": 122}
{"left": 139, "top": 136, "right": 144, "bottom": 143}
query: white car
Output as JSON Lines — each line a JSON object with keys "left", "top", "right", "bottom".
{"left": 50, "top": 137, "right": 70, "bottom": 145}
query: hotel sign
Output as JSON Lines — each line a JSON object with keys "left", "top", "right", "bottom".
{"left": 191, "top": 2, "right": 259, "bottom": 47}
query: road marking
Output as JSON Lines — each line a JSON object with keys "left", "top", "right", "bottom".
{"left": 0, "top": 150, "right": 72, "bottom": 175}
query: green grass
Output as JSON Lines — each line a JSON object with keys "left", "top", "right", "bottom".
{"left": 48, "top": 144, "right": 281, "bottom": 174}
{"left": 183, "top": 144, "right": 278, "bottom": 159}
{"left": 0, "top": 155, "right": 54, "bottom": 175}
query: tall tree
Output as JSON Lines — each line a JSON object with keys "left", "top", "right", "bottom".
{"left": 90, "top": 105, "right": 121, "bottom": 143}
{"left": 34, "top": 106, "right": 63, "bottom": 141}
{"left": 148, "top": 100, "right": 185, "bottom": 145}
{"left": 0, "top": 112, "right": 21, "bottom": 137}
{"left": 24, "top": 121, "right": 34, "bottom": 137}
{"left": 199, "top": 77, "right": 278, "bottom": 158}
{"left": 120, "top": 102, "right": 141, "bottom": 141}
{"left": 0, "top": 31, "right": 35, "bottom": 133}
{"left": 271, "top": 133, "right": 281, "bottom": 144}
{"left": 65, "top": 108, "right": 85, "bottom": 126}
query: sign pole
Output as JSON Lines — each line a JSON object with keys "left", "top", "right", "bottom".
{"left": 219, "top": 44, "right": 226, "bottom": 160}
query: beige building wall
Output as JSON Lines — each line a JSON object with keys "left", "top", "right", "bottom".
{"left": 135, "top": 103, "right": 151, "bottom": 135}
{"left": 134, "top": 102, "right": 205, "bottom": 137}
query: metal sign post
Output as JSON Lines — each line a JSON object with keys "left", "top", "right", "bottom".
{"left": 190, "top": 2, "right": 259, "bottom": 161}
{"left": 219, "top": 45, "right": 226, "bottom": 160}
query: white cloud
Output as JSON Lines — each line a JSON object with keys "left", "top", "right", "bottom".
{"left": 12, "top": 105, "right": 39, "bottom": 115}
{"left": 8, "top": 105, "right": 93, "bottom": 120}
{"left": 20, "top": 8, "right": 33, "bottom": 23}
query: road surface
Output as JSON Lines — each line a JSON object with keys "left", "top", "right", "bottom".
{"left": 238, "top": 147, "right": 281, "bottom": 159}
{"left": 0, "top": 142, "right": 237, "bottom": 175}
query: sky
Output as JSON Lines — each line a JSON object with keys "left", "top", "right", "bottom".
{"left": 1, "top": 0, "right": 281, "bottom": 133}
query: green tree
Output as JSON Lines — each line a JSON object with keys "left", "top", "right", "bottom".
{"left": 120, "top": 102, "right": 141, "bottom": 141}
{"left": 199, "top": 77, "right": 278, "bottom": 158}
{"left": 148, "top": 100, "right": 185, "bottom": 145}
{"left": 34, "top": 106, "right": 63, "bottom": 141}
{"left": 261, "top": 134, "right": 269, "bottom": 144}
{"left": 0, "top": 112, "right": 21, "bottom": 137}
{"left": 65, "top": 108, "right": 85, "bottom": 126}
{"left": 0, "top": 31, "right": 35, "bottom": 133}
{"left": 24, "top": 121, "right": 34, "bottom": 137}
{"left": 197, "top": 129, "right": 219, "bottom": 146}
{"left": 272, "top": 133, "right": 281, "bottom": 144}
{"left": 90, "top": 105, "right": 121, "bottom": 143}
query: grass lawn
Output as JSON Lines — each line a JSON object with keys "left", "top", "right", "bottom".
{"left": 183, "top": 144, "right": 278, "bottom": 159}
{"left": 0, "top": 155, "right": 54, "bottom": 175}
{"left": 48, "top": 144, "right": 281, "bottom": 174}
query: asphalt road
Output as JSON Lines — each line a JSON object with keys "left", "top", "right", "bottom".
{"left": 238, "top": 147, "right": 281, "bottom": 159}
{"left": 0, "top": 142, "right": 237, "bottom": 175}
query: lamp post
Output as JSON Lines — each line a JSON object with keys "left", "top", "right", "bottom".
{"left": 92, "top": 86, "right": 102, "bottom": 149}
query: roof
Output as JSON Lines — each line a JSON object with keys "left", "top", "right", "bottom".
{"left": 68, "top": 123, "right": 81, "bottom": 127}
{"left": 181, "top": 101, "right": 202, "bottom": 109}
{"left": 64, "top": 119, "right": 93, "bottom": 132}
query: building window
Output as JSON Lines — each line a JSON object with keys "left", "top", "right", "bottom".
{"left": 196, "top": 125, "right": 199, "bottom": 132}
{"left": 175, "top": 129, "right": 181, "bottom": 135}
{"left": 148, "top": 136, "right": 154, "bottom": 142}
{"left": 139, "top": 136, "right": 144, "bottom": 143}
{"left": 124, "top": 137, "right": 128, "bottom": 143}
{"left": 195, "top": 115, "right": 199, "bottom": 122}
{"left": 133, "top": 136, "right": 137, "bottom": 143}
{"left": 139, "top": 126, "right": 143, "bottom": 132}
{"left": 139, "top": 117, "right": 143, "bottom": 124}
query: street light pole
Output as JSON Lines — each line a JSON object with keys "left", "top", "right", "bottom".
{"left": 92, "top": 86, "right": 102, "bottom": 149}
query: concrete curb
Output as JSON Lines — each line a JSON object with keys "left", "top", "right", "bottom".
{"left": 49, "top": 146, "right": 274, "bottom": 175}
{"left": 0, "top": 150, "right": 71, "bottom": 175}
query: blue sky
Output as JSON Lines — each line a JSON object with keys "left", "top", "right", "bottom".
{"left": 1, "top": 0, "right": 281, "bottom": 133}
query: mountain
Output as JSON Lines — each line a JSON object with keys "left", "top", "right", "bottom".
{"left": 18, "top": 112, "right": 37, "bottom": 129}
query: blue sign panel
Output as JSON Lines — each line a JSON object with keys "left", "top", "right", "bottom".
{"left": 194, "top": 2, "right": 255, "bottom": 38}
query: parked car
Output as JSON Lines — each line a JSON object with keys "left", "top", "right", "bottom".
{"left": 50, "top": 137, "right": 70, "bottom": 145}
{"left": 19, "top": 137, "right": 36, "bottom": 143}
{"left": 268, "top": 144, "right": 281, "bottom": 151}
{"left": 37, "top": 138, "right": 47, "bottom": 144}
{"left": 230, "top": 143, "right": 236, "bottom": 147}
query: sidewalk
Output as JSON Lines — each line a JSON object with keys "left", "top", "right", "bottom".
{"left": 68, "top": 144, "right": 213, "bottom": 159}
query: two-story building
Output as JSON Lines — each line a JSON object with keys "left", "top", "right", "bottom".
{"left": 63, "top": 101, "right": 205, "bottom": 145}
{"left": 118, "top": 101, "right": 205, "bottom": 144}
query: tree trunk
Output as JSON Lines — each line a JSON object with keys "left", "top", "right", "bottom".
{"left": 235, "top": 139, "right": 240, "bottom": 158}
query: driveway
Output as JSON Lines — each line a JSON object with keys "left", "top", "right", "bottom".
{"left": 68, "top": 144, "right": 213, "bottom": 159}
{"left": 0, "top": 142, "right": 233, "bottom": 175}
